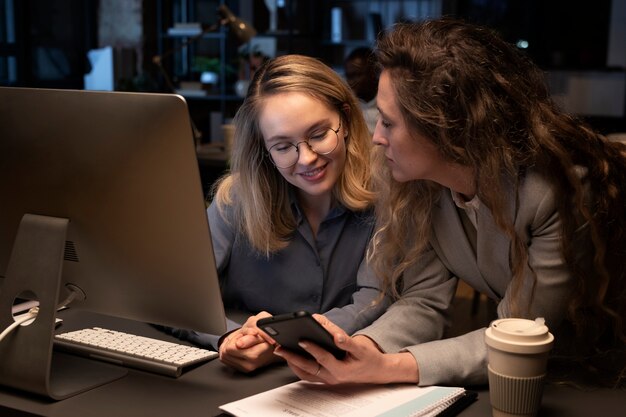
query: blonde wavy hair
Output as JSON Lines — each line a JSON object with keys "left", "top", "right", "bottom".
{"left": 211, "top": 54, "right": 375, "bottom": 256}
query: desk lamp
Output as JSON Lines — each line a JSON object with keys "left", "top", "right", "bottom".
{"left": 152, "top": 5, "right": 257, "bottom": 140}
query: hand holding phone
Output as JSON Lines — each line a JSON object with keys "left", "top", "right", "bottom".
{"left": 256, "top": 311, "right": 346, "bottom": 359}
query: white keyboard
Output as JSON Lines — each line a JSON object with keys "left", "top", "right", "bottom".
{"left": 54, "top": 327, "right": 218, "bottom": 377}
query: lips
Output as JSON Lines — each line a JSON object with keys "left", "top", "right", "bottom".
{"left": 301, "top": 166, "right": 324, "bottom": 176}
{"left": 298, "top": 164, "right": 327, "bottom": 181}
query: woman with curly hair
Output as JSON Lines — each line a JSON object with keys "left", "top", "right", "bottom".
{"left": 277, "top": 19, "right": 626, "bottom": 387}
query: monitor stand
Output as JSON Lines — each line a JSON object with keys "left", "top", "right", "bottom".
{"left": 0, "top": 214, "right": 127, "bottom": 400}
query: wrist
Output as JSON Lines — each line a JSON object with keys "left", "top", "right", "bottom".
{"left": 217, "top": 328, "right": 240, "bottom": 348}
{"left": 381, "top": 352, "right": 419, "bottom": 384}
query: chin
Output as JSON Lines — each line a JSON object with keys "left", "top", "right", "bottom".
{"left": 298, "top": 181, "right": 334, "bottom": 196}
{"left": 305, "top": 185, "right": 333, "bottom": 196}
{"left": 390, "top": 171, "right": 410, "bottom": 183}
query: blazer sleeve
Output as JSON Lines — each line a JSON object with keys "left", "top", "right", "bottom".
{"left": 355, "top": 245, "right": 458, "bottom": 356}
{"left": 324, "top": 258, "right": 390, "bottom": 335}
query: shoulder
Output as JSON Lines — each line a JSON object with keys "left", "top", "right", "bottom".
{"left": 518, "top": 166, "right": 587, "bottom": 206}
{"left": 519, "top": 169, "right": 553, "bottom": 203}
{"left": 209, "top": 179, "right": 241, "bottom": 226}
{"left": 516, "top": 170, "right": 557, "bottom": 226}
{"left": 516, "top": 166, "right": 587, "bottom": 231}
{"left": 207, "top": 198, "right": 234, "bottom": 226}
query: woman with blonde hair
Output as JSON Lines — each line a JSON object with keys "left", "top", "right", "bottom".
{"left": 172, "top": 55, "right": 406, "bottom": 373}
{"left": 277, "top": 19, "right": 626, "bottom": 388}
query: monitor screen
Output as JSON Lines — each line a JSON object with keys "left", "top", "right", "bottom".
{"left": 0, "top": 87, "right": 226, "bottom": 336}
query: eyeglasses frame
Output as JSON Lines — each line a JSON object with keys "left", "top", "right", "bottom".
{"left": 266, "top": 119, "right": 343, "bottom": 169}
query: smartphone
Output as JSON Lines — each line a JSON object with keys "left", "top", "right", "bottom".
{"left": 257, "top": 311, "right": 346, "bottom": 359}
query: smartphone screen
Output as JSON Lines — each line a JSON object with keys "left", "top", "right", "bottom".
{"left": 257, "top": 311, "right": 346, "bottom": 359}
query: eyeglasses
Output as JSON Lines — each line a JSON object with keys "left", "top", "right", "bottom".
{"left": 267, "top": 119, "right": 342, "bottom": 169}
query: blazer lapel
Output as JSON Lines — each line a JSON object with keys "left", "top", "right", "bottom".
{"left": 475, "top": 184, "right": 516, "bottom": 299}
{"left": 431, "top": 192, "right": 484, "bottom": 284}
{"left": 431, "top": 189, "right": 513, "bottom": 300}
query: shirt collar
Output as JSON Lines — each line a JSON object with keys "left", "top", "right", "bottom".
{"left": 450, "top": 188, "right": 481, "bottom": 211}
{"left": 289, "top": 189, "right": 347, "bottom": 224}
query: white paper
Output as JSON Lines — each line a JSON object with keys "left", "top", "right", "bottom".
{"left": 219, "top": 381, "right": 464, "bottom": 417}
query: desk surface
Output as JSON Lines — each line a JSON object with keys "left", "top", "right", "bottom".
{"left": 0, "top": 310, "right": 624, "bottom": 417}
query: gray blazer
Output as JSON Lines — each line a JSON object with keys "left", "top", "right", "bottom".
{"left": 358, "top": 170, "right": 576, "bottom": 386}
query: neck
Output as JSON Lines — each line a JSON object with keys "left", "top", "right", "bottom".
{"left": 442, "top": 163, "right": 476, "bottom": 200}
{"left": 297, "top": 191, "right": 332, "bottom": 238}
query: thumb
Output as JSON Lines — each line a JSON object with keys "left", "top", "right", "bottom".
{"left": 311, "top": 313, "right": 352, "bottom": 349}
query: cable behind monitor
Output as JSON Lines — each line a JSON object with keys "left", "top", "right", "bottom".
{"left": 0, "top": 214, "right": 127, "bottom": 400}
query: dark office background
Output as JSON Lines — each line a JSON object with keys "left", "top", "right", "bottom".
{"left": 1, "top": 0, "right": 624, "bottom": 133}
{"left": 1, "top": 1, "right": 618, "bottom": 80}
{"left": 454, "top": 0, "right": 612, "bottom": 70}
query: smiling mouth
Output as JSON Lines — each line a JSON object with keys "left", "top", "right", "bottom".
{"left": 299, "top": 165, "right": 326, "bottom": 177}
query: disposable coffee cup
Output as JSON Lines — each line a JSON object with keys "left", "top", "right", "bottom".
{"left": 485, "top": 318, "right": 554, "bottom": 417}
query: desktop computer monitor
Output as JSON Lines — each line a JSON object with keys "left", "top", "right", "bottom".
{"left": 0, "top": 87, "right": 226, "bottom": 399}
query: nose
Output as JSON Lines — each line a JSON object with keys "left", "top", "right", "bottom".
{"left": 295, "top": 141, "right": 318, "bottom": 165}
{"left": 372, "top": 120, "right": 388, "bottom": 147}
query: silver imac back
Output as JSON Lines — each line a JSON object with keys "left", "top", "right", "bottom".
{"left": 0, "top": 87, "right": 226, "bottom": 336}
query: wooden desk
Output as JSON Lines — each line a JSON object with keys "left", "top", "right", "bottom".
{"left": 0, "top": 310, "right": 624, "bottom": 417}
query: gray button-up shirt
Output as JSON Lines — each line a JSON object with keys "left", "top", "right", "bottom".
{"left": 167, "top": 195, "right": 386, "bottom": 349}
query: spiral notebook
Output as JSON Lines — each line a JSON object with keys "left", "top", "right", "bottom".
{"left": 219, "top": 380, "right": 476, "bottom": 417}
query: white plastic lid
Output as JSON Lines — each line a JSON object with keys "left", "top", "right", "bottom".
{"left": 485, "top": 318, "right": 554, "bottom": 354}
